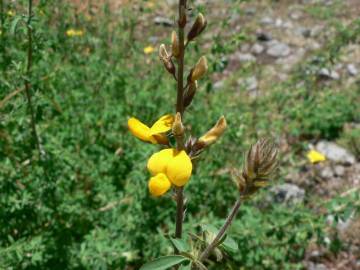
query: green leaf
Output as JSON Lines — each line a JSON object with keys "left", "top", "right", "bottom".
{"left": 178, "top": 264, "right": 192, "bottom": 270}
{"left": 201, "top": 224, "right": 238, "bottom": 252}
{"left": 221, "top": 235, "right": 238, "bottom": 252}
{"left": 169, "top": 238, "right": 189, "bottom": 252}
{"left": 10, "top": 16, "right": 23, "bottom": 35}
{"left": 140, "top": 255, "right": 189, "bottom": 270}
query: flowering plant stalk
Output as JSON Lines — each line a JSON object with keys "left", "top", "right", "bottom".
{"left": 128, "top": 0, "right": 278, "bottom": 269}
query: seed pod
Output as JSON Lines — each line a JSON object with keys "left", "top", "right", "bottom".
{"left": 190, "top": 56, "right": 208, "bottom": 82}
{"left": 184, "top": 80, "right": 198, "bottom": 107}
{"left": 235, "top": 139, "right": 278, "bottom": 196}
{"left": 171, "top": 31, "right": 180, "bottom": 58}
{"left": 197, "top": 116, "right": 227, "bottom": 148}
{"left": 159, "top": 44, "right": 176, "bottom": 76}
{"left": 172, "top": 112, "right": 184, "bottom": 137}
{"left": 187, "top": 13, "right": 207, "bottom": 41}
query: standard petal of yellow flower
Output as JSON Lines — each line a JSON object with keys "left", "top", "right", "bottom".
{"left": 166, "top": 150, "right": 192, "bottom": 186}
{"left": 307, "top": 150, "right": 326, "bottom": 163}
{"left": 147, "top": 148, "right": 174, "bottom": 175}
{"left": 128, "top": 117, "right": 156, "bottom": 143}
{"left": 150, "top": 114, "right": 174, "bottom": 135}
{"left": 148, "top": 173, "right": 171, "bottom": 196}
{"left": 144, "top": 46, "right": 155, "bottom": 54}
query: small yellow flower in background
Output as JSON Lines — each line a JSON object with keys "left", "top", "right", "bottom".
{"left": 128, "top": 114, "right": 174, "bottom": 144}
{"left": 144, "top": 46, "right": 155, "bottom": 54}
{"left": 147, "top": 148, "right": 193, "bottom": 196}
{"left": 66, "top": 29, "right": 84, "bottom": 37}
{"left": 307, "top": 150, "right": 326, "bottom": 163}
{"left": 7, "top": 10, "right": 15, "bottom": 16}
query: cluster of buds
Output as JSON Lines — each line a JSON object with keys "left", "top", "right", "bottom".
{"left": 233, "top": 139, "right": 278, "bottom": 197}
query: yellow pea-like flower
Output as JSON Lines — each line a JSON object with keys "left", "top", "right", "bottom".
{"left": 128, "top": 115, "right": 174, "bottom": 144}
{"left": 148, "top": 173, "right": 172, "bottom": 196}
{"left": 147, "top": 148, "right": 175, "bottom": 175}
{"left": 147, "top": 148, "right": 193, "bottom": 196}
{"left": 166, "top": 150, "right": 192, "bottom": 186}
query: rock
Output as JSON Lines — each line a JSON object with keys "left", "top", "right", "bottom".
{"left": 268, "top": 184, "right": 305, "bottom": 205}
{"left": 235, "top": 53, "right": 256, "bottom": 63}
{"left": 334, "top": 165, "right": 345, "bottom": 177}
{"left": 266, "top": 41, "right": 291, "bottom": 57}
{"left": 213, "top": 80, "right": 225, "bottom": 90}
{"left": 251, "top": 43, "right": 265, "bottom": 55}
{"left": 245, "top": 7, "right": 256, "bottom": 15}
{"left": 238, "top": 76, "right": 258, "bottom": 91}
{"left": 256, "top": 31, "right": 272, "bottom": 42}
{"left": 307, "top": 262, "right": 328, "bottom": 270}
{"left": 318, "top": 68, "right": 340, "bottom": 80}
{"left": 319, "top": 166, "right": 333, "bottom": 179}
{"left": 275, "top": 18, "right": 283, "bottom": 27}
{"left": 289, "top": 11, "right": 302, "bottom": 20}
{"left": 154, "top": 16, "right": 173, "bottom": 27}
{"left": 295, "top": 27, "right": 311, "bottom": 38}
{"left": 347, "top": 64, "right": 358, "bottom": 76}
{"left": 260, "top": 16, "right": 273, "bottom": 25}
{"left": 316, "top": 141, "right": 356, "bottom": 165}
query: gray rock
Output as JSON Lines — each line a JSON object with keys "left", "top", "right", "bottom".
{"left": 269, "top": 184, "right": 305, "bottom": 205}
{"left": 251, "top": 43, "right": 265, "bottom": 55}
{"left": 275, "top": 18, "right": 283, "bottom": 27}
{"left": 238, "top": 76, "right": 258, "bottom": 91}
{"left": 347, "top": 64, "right": 358, "bottom": 76}
{"left": 316, "top": 141, "right": 356, "bottom": 165}
{"left": 213, "top": 80, "right": 225, "bottom": 90}
{"left": 307, "top": 262, "right": 328, "bottom": 270}
{"left": 289, "top": 11, "right": 302, "bottom": 20}
{"left": 318, "top": 68, "right": 340, "bottom": 80}
{"left": 235, "top": 53, "right": 256, "bottom": 63}
{"left": 334, "top": 165, "right": 345, "bottom": 177}
{"left": 256, "top": 31, "right": 272, "bottom": 42}
{"left": 260, "top": 16, "right": 273, "bottom": 25}
{"left": 245, "top": 7, "right": 256, "bottom": 15}
{"left": 320, "top": 166, "right": 333, "bottom": 179}
{"left": 266, "top": 42, "right": 291, "bottom": 57}
{"left": 154, "top": 16, "right": 173, "bottom": 27}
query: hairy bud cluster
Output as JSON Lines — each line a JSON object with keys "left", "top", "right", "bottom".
{"left": 234, "top": 139, "right": 278, "bottom": 196}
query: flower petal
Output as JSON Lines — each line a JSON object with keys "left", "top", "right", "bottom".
{"left": 150, "top": 114, "right": 174, "bottom": 135}
{"left": 147, "top": 148, "right": 174, "bottom": 175}
{"left": 148, "top": 173, "right": 171, "bottom": 196}
{"left": 166, "top": 150, "right": 192, "bottom": 186}
{"left": 128, "top": 117, "right": 156, "bottom": 143}
{"left": 306, "top": 150, "right": 326, "bottom": 163}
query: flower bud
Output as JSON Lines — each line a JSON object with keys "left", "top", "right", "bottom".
{"left": 197, "top": 116, "right": 227, "bottom": 147}
{"left": 171, "top": 31, "right": 180, "bottom": 58}
{"left": 234, "top": 139, "right": 278, "bottom": 196}
{"left": 184, "top": 80, "right": 198, "bottom": 107}
{"left": 191, "top": 56, "right": 208, "bottom": 82}
{"left": 172, "top": 112, "right": 184, "bottom": 137}
{"left": 187, "top": 13, "right": 207, "bottom": 41}
{"left": 159, "top": 44, "right": 176, "bottom": 76}
{"left": 178, "top": 5, "right": 187, "bottom": 28}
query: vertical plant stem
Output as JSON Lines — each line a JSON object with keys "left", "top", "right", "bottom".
{"left": 174, "top": 0, "right": 187, "bottom": 247}
{"left": 198, "top": 198, "right": 242, "bottom": 262}
{"left": 24, "top": 0, "right": 41, "bottom": 155}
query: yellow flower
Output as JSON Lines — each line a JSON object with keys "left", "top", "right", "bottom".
{"left": 128, "top": 114, "right": 174, "bottom": 144}
{"left": 147, "top": 148, "right": 192, "bottom": 196}
{"left": 7, "top": 10, "right": 15, "bottom": 17}
{"left": 307, "top": 150, "right": 326, "bottom": 163}
{"left": 66, "top": 29, "right": 84, "bottom": 37}
{"left": 144, "top": 46, "right": 155, "bottom": 54}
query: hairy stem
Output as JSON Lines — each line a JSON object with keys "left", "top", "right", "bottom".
{"left": 198, "top": 198, "right": 242, "bottom": 262}
{"left": 24, "top": 0, "right": 41, "bottom": 155}
{"left": 174, "top": 0, "right": 187, "bottom": 248}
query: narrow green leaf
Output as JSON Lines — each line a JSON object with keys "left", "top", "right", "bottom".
{"left": 178, "top": 264, "right": 192, "bottom": 270}
{"left": 169, "top": 237, "right": 189, "bottom": 252}
{"left": 140, "top": 255, "right": 189, "bottom": 270}
{"left": 10, "top": 16, "right": 23, "bottom": 35}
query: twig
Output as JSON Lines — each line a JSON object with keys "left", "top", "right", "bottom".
{"left": 198, "top": 198, "right": 242, "bottom": 262}
{"left": 24, "top": 0, "right": 42, "bottom": 155}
